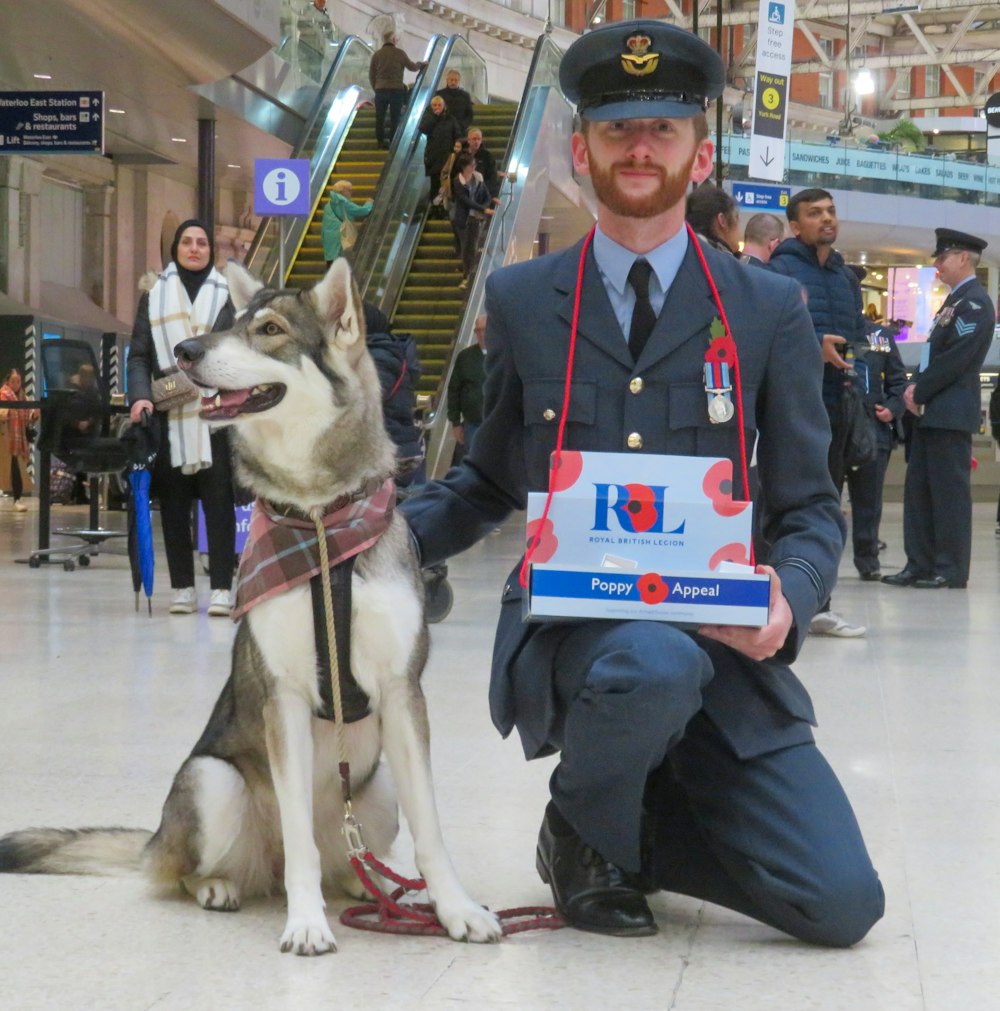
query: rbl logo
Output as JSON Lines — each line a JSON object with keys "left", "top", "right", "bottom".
{"left": 592, "top": 483, "right": 685, "bottom": 535}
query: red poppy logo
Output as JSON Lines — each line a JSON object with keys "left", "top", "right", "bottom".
{"left": 622, "top": 483, "right": 660, "bottom": 533}
{"left": 525, "top": 517, "right": 558, "bottom": 562}
{"left": 702, "top": 459, "right": 749, "bottom": 517}
{"left": 637, "top": 572, "right": 669, "bottom": 605}
{"left": 709, "top": 542, "right": 751, "bottom": 570}
{"left": 549, "top": 450, "right": 583, "bottom": 492}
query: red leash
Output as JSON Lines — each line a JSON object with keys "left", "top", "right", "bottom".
{"left": 340, "top": 849, "right": 564, "bottom": 936}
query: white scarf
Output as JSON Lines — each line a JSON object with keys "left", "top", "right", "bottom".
{"left": 148, "top": 262, "right": 229, "bottom": 473}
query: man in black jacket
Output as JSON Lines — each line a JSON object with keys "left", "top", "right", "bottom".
{"left": 433, "top": 69, "right": 474, "bottom": 133}
{"left": 768, "top": 189, "right": 867, "bottom": 635}
{"left": 464, "top": 128, "right": 503, "bottom": 200}
{"left": 883, "top": 229, "right": 995, "bottom": 589}
{"left": 846, "top": 269, "right": 909, "bottom": 581}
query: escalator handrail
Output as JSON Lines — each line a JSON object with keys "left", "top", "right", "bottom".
{"left": 352, "top": 34, "right": 462, "bottom": 307}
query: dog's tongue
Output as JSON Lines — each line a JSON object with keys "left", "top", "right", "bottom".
{"left": 203, "top": 389, "right": 250, "bottom": 410}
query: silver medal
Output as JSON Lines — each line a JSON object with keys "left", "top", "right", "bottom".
{"left": 708, "top": 394, "right": 735, "bottom": 424}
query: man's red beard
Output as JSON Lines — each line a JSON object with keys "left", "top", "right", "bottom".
{"left": 587, "top": 148, "right": 697, "bottom": 219}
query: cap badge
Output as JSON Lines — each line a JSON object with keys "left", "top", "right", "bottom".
{"left": 622, "top": 34, "right": 659, "bottom": 77}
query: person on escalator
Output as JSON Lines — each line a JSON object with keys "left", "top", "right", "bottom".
{"left": 419, "top": 95, "right": 463, "bottom": 216}
{"left": 451, "top": 153, "right": 494, "bottom": 290}
{"left": 369, "top": 30, "right": 427, "bottom": 150}
{"left": 433, "top": 69, "right": 474, "bottom": 134}
{"left": 321, "top": 179, "right": 373, "bottom": 268}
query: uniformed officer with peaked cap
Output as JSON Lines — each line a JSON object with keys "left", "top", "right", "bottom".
{"left": 402, "top": 19, "right": 884, "bottom": 944}
{"left": 931, "top": 227, "right": 988, "bottom": 258}
{"left": 884, "top": 226, "right": 994, "bottom": 588}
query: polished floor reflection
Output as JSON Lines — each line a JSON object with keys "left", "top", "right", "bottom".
{"left": 0, "top": 494, "right": 998, "bottom": 1010}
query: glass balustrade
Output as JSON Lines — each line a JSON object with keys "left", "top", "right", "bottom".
{"left": 720, "top": 133, "right": 1000, "bottom": 207}
{"left": 245, "top": 35, "right": 374, "bottom": 287}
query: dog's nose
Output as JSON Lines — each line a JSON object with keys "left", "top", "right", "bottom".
{"left": 174, "top": 339, "right": 204, "bottom": 369}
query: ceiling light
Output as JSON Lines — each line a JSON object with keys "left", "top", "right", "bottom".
{"left": 227, "top": 163, "right": 241, "bottom": 169}
{"left": 853, "top": 70, "right": 875, "bottom": 96}
{"left": 171, "top": 137, "right": 187, "bottom": 143}
{"left": 109, "top": 108, "right": 125, "bottom": 115}
{"left": 33, "top": 73, "right": 52, "bottom": 80}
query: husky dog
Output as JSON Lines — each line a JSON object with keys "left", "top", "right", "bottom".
{"left": 0, "top": 260, "right": 501, "bottom": 955}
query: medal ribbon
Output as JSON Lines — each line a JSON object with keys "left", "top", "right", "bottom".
{"left": 519, "top": 224, "right": 754, "bottom": 590}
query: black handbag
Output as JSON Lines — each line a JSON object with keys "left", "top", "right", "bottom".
{"left": 840, "top": 382, "right": 878, "bottom": 470}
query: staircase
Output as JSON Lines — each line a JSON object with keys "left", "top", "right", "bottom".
{"left": 286, "top": 105, "right": 385, "bottom": 290}
{"left": 391, "top": 100, "right": 518, "bottom": 399}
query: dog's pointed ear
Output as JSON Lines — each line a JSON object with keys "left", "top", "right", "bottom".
{"left": 225, "top": 260, "right": 264, "bottom": 313}
{"left": 311, "top": 259, "right": 363, "bottom": 349}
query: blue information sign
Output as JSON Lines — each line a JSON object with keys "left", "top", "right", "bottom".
{"left": 254, "top": 159, "right": 311, "bottom": 216}
{"left": 732, "top": 182, "right": 790, "bottom": 211}
{"left": 0, "top": 91, "right": 104, "bottom": 154}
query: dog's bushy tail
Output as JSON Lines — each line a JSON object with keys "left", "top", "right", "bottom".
{"left": 0, "top": 827, "right": 151, "bottom": 876}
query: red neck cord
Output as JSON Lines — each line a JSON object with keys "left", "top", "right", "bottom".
{"left": 684, "top": 222, "right": 754, "bottom": 563}
{"left": 519, "top": 224, "right": 753, "bottom": 590}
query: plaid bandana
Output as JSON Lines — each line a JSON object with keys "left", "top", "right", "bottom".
{"left": 233, "top": 478, "right": 396, "bottom": 620}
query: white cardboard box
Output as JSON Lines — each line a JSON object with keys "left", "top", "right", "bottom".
{"left": 524, "top": 451, "right": 769, "bottom": 626}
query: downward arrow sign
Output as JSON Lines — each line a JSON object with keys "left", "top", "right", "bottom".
{"left": 760, "top": 147, "right": 774, "bottom": 167}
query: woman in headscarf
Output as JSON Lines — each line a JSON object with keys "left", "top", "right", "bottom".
{"left": 321, "top": 179, "right": 373, "bottom": 268}
{"left": 0, "top": 368, "right": 36, "bottom": 512}
{"left": 126, "top": 219, "right": 237, "bottom": 617}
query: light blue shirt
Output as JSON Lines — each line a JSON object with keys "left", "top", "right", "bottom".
{"left": 591, "top": 225, "right": 690, "bottom": 342}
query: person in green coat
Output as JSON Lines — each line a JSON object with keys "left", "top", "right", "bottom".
{"left": 321, "top": 179, "right": 373, "bottom": 267}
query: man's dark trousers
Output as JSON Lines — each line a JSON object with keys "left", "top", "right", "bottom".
{"left": 903, "top": 425, "right": 973, "bottom": 583}
{"left": 374, "top": 89, "right": 406, "bottom": 145}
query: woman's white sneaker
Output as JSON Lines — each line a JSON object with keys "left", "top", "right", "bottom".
{"left": 207, "top": 588, "right": 233, "bottom": 617}
{"left": 169, "top": 587, "right": 197, "bottom": 614}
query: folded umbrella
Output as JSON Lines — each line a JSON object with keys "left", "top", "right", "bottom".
{"left": 121, "top": 412, "right": 159, "bottom": 615}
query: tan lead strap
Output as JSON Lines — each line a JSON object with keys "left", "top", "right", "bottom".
{"left": 312, "top": 513, "right": 354, "bottom": 813}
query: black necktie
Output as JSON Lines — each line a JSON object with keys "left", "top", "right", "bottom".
{"left": 627, "top": 259, "right": 656, "bottom": 361}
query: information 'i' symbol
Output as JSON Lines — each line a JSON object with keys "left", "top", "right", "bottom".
{"left": 262, "top": 166, "right": 302, "bottom": 206}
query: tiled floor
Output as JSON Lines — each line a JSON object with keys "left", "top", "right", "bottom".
{"left": 1, "top": 493, "right": 998, "bottom": 1010}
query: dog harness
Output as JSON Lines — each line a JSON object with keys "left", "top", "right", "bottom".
{"left": 233, "top": 477, "right": 395, "bottom": 722}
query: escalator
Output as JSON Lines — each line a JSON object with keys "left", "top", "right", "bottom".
{"left": 286, "top": 106, "right": 387, "bottom": 289}
{"left": 390, "top": 99, "right": 518, "bottom": 396}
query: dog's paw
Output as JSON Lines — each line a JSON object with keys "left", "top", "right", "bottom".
{"left": 279, "top": 918, "right": 338, "bottom": 956}
{"left": 434, "top": 895, "right": 503, "bottom": 944}
{"left": 194, "top": 878, "right": 241, "bottom": 912}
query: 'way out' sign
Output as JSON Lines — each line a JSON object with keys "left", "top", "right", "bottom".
{"left": 749, "top": 0, "right": 795, "bottom": 183}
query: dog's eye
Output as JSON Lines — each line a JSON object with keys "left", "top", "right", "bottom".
{"left": 262, "top": 322, "right": 283, "bottom": 336}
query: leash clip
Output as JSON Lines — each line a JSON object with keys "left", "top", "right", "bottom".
{"left": 343, "top": 811, "right": 366, "bottom": 857}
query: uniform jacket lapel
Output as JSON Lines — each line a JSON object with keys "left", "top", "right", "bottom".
{"left": 554, "top": 239, "right": 635, "bottom": 371}
{"left": 638, "top": 241, "right": 718, "bottom": 370}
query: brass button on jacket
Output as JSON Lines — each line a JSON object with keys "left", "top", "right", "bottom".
{"left": 629, "top": 377, "right": 644, "bottom": 394}
{"left": 542, "top": 408, "right": 556, "bottom": 421}
{"left": 626, "top": 432, "right": 643, "bottom": 450}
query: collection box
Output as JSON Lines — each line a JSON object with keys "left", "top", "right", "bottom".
{"left": 524, "top": 451, "right": 770, "bottom": 627}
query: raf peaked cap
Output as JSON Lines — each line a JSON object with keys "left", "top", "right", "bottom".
{"left": 933, "top": 228, "right": 988, "bottom": 258}
{"left": 560, "top": 20, "right": 726, "bottom": 122}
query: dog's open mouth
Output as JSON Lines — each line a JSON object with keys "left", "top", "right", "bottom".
{"left": 199, "top": 383, "right": 287, "bottom": 420}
